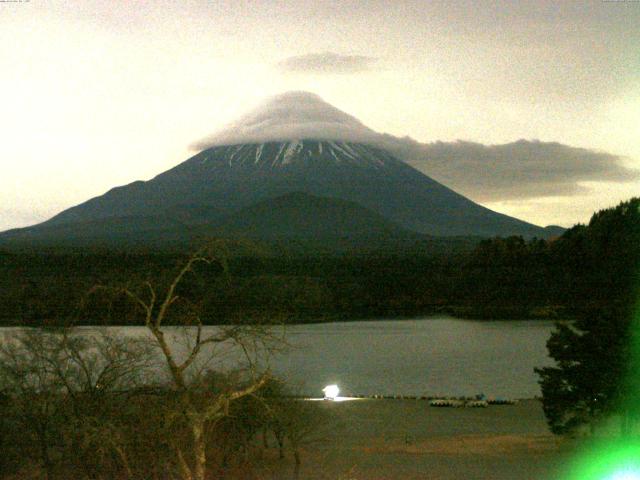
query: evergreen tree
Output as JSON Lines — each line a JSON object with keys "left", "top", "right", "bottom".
{"left": 536, "top": 198, "right": 640, "bottom": 435}
{"left": 536, "top": 307, "right": 630, "bottom": 434}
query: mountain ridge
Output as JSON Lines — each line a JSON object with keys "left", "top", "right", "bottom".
{"left": 21, "top": 139, "right": 548, "bottom": 238}
{"left": 0, "top": 91, "right": 564, "bottom": 246}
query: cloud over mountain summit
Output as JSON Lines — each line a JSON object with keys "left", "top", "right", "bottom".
{"left": 191, "top": 91, "right": 379, "bottom": 148}
{"left": 193, "top": 91, "right": 637, "bottom": 203}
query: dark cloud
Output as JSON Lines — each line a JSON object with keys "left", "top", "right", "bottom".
{"left": 383, "top": 138, "right": 639, "bottom": 202}
{"left": 277, "top": 52, "right": 377, "bottom": 74}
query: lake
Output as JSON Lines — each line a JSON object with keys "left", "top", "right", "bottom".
{"left": 275, "top": 317, "right": 555, "bottom": 399}
{"left": 0, "top": 316, "right": 556, "bottom": 399}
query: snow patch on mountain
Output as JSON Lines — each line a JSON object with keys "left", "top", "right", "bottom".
{"left": 193, "top": 91, "right": 381, "bottom": 149}
{"left": 191, "top": 140, "right": 396, "bottom": 170}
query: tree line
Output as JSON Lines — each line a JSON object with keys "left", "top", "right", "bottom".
{"left": 2, "top": 201, "right": 636, "bottom": 327}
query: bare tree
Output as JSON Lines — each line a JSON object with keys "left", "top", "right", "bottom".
{"left": 0, "top": 327, "right": 153, "bottom": 480}
{"left": 96, "top": 244, "right": 279, "bottom": 480}
{"left": 0, "top": 332, "right": 63, "bottom": 480}
{"left": 259, "top": 380, "right": 331, "bottom": 480}
{"left": 0, "top": 243, "right": 285, "bottom": 479}
{"left": 56, "top": 331, "right": 154, "bottom": 479}
{"left": 274, "top": 399, "right": 330, "bottom": 480}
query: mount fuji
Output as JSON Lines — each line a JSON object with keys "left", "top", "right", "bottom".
{"left": 0, "top": 92, "right": 556, "bottom": 248}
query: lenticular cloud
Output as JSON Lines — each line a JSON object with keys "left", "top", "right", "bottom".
{"left": 190, "top": 91, "right": 637, "bottom": 203}
{"left": 192, "top": 91, "right": 380, "bottom": 149}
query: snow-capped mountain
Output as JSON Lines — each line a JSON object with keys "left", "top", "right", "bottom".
{"left": 0, "top": 92, "right": 554, "bottom": 247}
{"left": 182, "top": 140, "right": 396, "bottom": 170}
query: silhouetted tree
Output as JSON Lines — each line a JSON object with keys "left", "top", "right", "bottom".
{"left": 536, "top": 198, "right": 640, "bottom": 435}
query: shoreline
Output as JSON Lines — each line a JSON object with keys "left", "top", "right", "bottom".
{"left": 264, "top": 397, "right": 570, "bottom": 480}
{"left": 0, "top": 310, "right": 567, "bottom": 328}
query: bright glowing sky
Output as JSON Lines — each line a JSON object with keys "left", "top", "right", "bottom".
{"left": 1, "top": 0, "right": 639, "bottom": 231}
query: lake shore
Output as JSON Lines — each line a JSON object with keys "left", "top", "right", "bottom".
{"left": 260, "top": 398, "right": 575, "bottom": 480}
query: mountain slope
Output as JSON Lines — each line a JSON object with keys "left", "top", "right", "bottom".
{"left": 215, "top": 191, "right": 411, "bottom": 239}
{"left": 23, "top": 140, "right": 545, "bottom": 238}
{"left": 0, "top": 192, "right": 413, "bottom": 249}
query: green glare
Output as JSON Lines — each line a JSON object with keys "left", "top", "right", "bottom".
{"left": 562, "top": 300, "right": 640, "bottom": 480}
{"left": 606, "top": 471, "right": 640, "bottom": 480}
{"left": 562, "top": 439, "right": 640, "bottom": 480}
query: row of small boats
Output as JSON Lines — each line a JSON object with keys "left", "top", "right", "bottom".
{"left": 312, "top": 393, "right": 519, "bottom": 406}
{"left": 429, "top": 397, "right": 518, "bottom": 408}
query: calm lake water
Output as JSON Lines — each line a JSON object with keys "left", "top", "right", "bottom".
{"left": 0, "top": 317, "right": 556, "bottom": 399}
{"left": 275, "top": 317, "right": 555, "bottom": 399}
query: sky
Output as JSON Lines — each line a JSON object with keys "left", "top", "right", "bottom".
{"left": 1, "top": 0, "right": 638, "bottom": 231}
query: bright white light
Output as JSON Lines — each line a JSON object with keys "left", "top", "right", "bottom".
{"left": 606, "top": 468, "right": 640, "bottom": 480}
{"left": 322, "top": 384, "right": 340, "bottom": 400}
